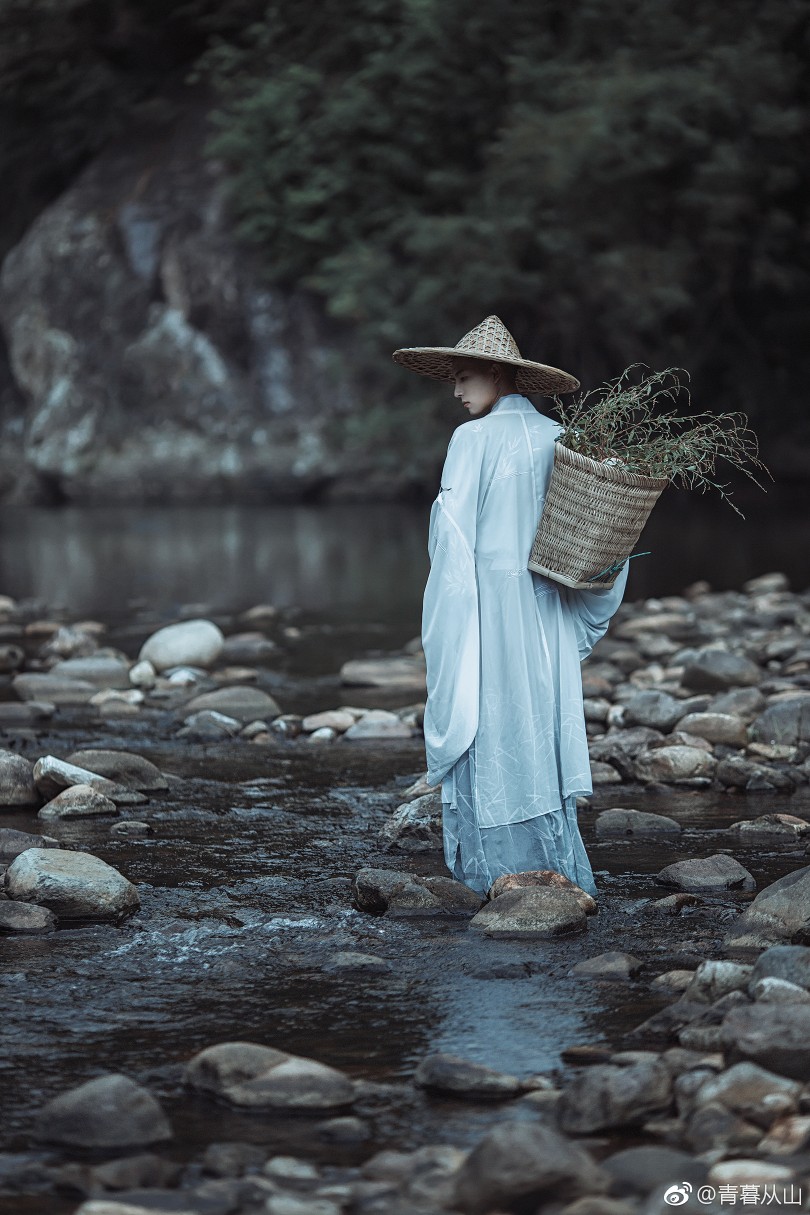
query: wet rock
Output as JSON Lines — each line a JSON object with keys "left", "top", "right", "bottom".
{"left": 0, "top": 699, "right": 55, "bottom": 726}
{"left": 651, "top": 970, "right": 695, "bottom": 992}
{"left": 758, "top": 1114, "right": 810, "bottom": 1155}
{"left": 748, "top": 945, "right": 810, "bottom": 992}
{"left": 32, "top": 755, "right": 146, "bottom": 804}
{"left": 48, "top": 655, "right": 131, "bottom": 688}
{"left": 590, "top": 761, "right": 621, "bottom": 784}
{"left": 656, "top": 854, "right": 755, "bottom": 892}
{"left": 721, "top": 1003, "right": 810, "bottom": 1080}
{"left": 182, "top": 685, "right": 281, "bottom": 722}
{"left": 138, "top": 618, "right": 224, "bottom": 672}
{"left": 221, "top": 631, "right": 278, "bottom": 663}
{"left": 600, "top": 1145, "right": 707, "bottom": 1196}
{"left": 751, "top": 695, "right": 810, "bottom": 747}
{"left": 0, "top": 900, "right": 57, "bottom": 933}
{"left": 12, "top": 672, "right": 97, "bottom": 704}
{"left": 380, "top": 791, "right": 442, "bottom": 853}
{"left": 201, "top": 1141, "right": 268, "bottom": 1178}
{"left": 711, "top": 686, "right": 766, "bottom": 720}
{"left": 570, "top": 952, "right": 643, "bottom": 979}
{"left": 301, "top": 709, "right": 355, "bottom": 733}
{"left": 179, "top": 709, "right": 242, "bottom": 738}
{"left": 37, "top": 1074, "right": 172, "bottom": 1148}
{"left": 401, "top": 772, "right": 440, "bottom": 800}
{"left": 184, "top": 1041, "right": 356, "bottom": 1111}
{"left": 450, "top": 1120, "right": 607, "bottom": 1214}
{"left": 624, "top": 691, "right": 686, "bottom": 732}
{"left": 38, "top": 783, "right": 118, "bottom": 820}
{"left": 413, "top": 1053, "right": 522, "bottom": 1100}
{"left": 487, "top": 869, "right": 597, "bottom": 913}
{"left": 682, "top": 648, "right": 762, "bottom": 692}
{"left": 110, "top": 820, "right": 153, "bottom": 837}
{"left": 340, "top": 655, "right": 426, "bottom": 692}
{"left": 65, "top": 750, "right": 168, "bottom": 792}
{"left": 0, "top": 826, "right": 58, "bottom": 861}
{"left": 6, "top": 848, "right": 140, "bottom": 920}
{"left": 89, "top": 1152, "right": 183, "bottom": 1191}
{"left": 353, "top": 867, "right": 443, "bottom": 915}
{"left": 419, "top": 874, "right": 483, "bottom": 913}
{"left": 682, "top": 1099, "right": 763, "bottom": 1154}
{"left": 468, "top": 887, "right": 587, "bottom": 938}
{"left": 0, "top": 750, "right": 39, "bottom": 807}
{"left": 307, "top": 726, "right": 337, "bottom": 744}
{"left": 128, "top": 659, "right": 156, "bottom": 687}
{"left": 750, "top": 976, "right": 810, "bottom": 1004}
{"left": 692, "top": 1062, "right": 801, "bottom": 1129}
{"left": 715, "top": 755, "right": 795, "bottom": 792}
{"left": 727, "top": 813, "right": 810, "bottom": 844}
{"left": 635, "top": 745, "right": 715, "bottom": 783}
{"left": 594, "top": 808, "right": 681, "bottom": 837}
{"left": 648, "top": 893, "right": 704, "bottom": 914}
{"left": 725, "top": 866, "right": 810, "bottom": 949}
{"left": 676, "top": 712, "right": 748, "bottom": 746}
{"left": 315, "top": 1116, "right": 371, "bottom": 1144}
{"left": 264, "top": 1154, "right": 321, "bottom": 1187}
{"left": 556, "top": 1059, "right": 672, "bottom": 1133}
{"left": 343, "top": 709, "right": 412, "bottom": 739}
{"left": 322, "top": 951, "right": 391, "bottom": 974}
{"left": 682, "top": 960, "right": 752, "bottom": 1003}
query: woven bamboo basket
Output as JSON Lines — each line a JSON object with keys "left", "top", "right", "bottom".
{"left": 528, "top": 444, "right": 669, "bottom": 590}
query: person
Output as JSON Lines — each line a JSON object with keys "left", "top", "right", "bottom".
{"left": 392, "top": 315, "right": 628, "bottom": 898}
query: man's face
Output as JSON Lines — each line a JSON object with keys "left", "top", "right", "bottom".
{"left": 452, "top": 361, "right": 499, "bottom": 417}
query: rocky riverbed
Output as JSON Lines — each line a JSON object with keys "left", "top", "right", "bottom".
{"left": 2, "top": 571, "right": 810, "bottom": 1215}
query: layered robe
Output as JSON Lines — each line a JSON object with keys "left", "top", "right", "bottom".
{"left": 421, "top": 393, "right": 628, "bottom": 896}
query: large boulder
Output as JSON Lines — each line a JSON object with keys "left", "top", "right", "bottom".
{"left": 721, "top": 1004, "right": 810, "bottom": 1081}
{"left": 0, "top": 827, "right": 58, "bottom": 862}
{"left": 450, "top": 1121, "right": 607, "bottom": 1214}
{"left": 36, "top": 1074, "right": 172, "bottom": 1148}
{"left": 487, "top": 869, "right": 597, "bottom": 913}
{"left": 139, "top": 619, "right": 224, "bottom": 672}
{"left": 556, "top": 1059, "right": 672, "bottom": 1132}
{"left": 656, "top": 854, "right": 755, "bottom": 892}
{"left": 38, "top": 784, "right": 118, "bottom": 820}
{"left": 468, "top": 887, "right": 587, "bottom": 938}
{"left": 5, "top": 848, "right": 140, "bottom": 920}
{"left": 184, "top": 1041, "right": 355, "bottom": 1111}
{"left": 352, "top": 867, "right": 481, "bottom": 916}
{"left": 0, "top": 901, "right": 57, "bottom": 934}
{"left": 748, "top": 946, "right": 810, "bottom": 992}
{"left": 725, "top": 866, "right": 810, "bottom": 949}
{"left": 413, "top": 1053, "right": 522, "bottom": 1100}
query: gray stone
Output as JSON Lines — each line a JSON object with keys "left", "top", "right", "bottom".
{"left": 676, "top": 712, "right": 748, "bottom": 746}
{"left": 750, "top": 976, "right": 810, "bottom": 1003}
{"left": 220, "top": 631, "right": 278, "bottom": 663}
{"left": 38, "top": 783, "right": 118, "bottom": 820}
{"left": 727, "top": 814, "right": 810, "bottom": 844}
{"left": 468, "top": 887, "right": 587, "bottom": 938}
{"left": 110, "top": 820, "right": 153, "bottom": 837}
{"left": 450, "top": 1121, "right": 607, "bottom": 1214}
{"left": 681, "top": 960, "right": 752, "bottom": 1004}
{"left": 179, "top": 709, "right": 241, "bottom": 738}
{"left": 48, "top": 656, "right": 131, "bottom": 688}
{"left": 711, "top": 687, "right": 767, "bottom": 722}
{"left": 380, "top": 791, "right": 442, "bottom": 852}
{"left": 624, "top": 691, "right": 686, "bottom": 732}
{"left": 601, "top": 1145, "right": 707, "bottom": 1196}
{"left": 413, "top": 1053, "right": 522, "bottom": 1099}
{"left": 751, "top": 696, "right": 810, "bottom": 747}
{"left": 32, "top": 755, "right": 146, "bottom": 804}
{"left": 721, "top": 1003, "right": 810, "bottom": 1081}
{"left": 682, "top": 648, "right": 762, "bottom": 692}
{"left": 0, "top": 901, "right": 57, "bottom": 934}
{"left": 12, "top": 672, "right": 97, "bottom": 704}
{"left": 36, "top": 1074, "right": 172, "bottom": 1148}
{"left": 716, "top": 755, "right": 795, "bottom": 792}
{"left": 0, "top": 827, "right": 57, "bottom": 862}
{"left": 139, "top": 618, "right": 224, "bottom": 672}
{"left": 557, "top": 1059, "right": 672, "bottom": 1132}
{"left": 694, "top": 1062, "right": 800, "bottom": 1130}
{"left": 0, "top": 750, "right": 39, "bottom": 807}
{"left": 340, "top": 656, "right": 426, "bottom": 692}
{"left": 594, "top": 808, "right": 681, "bottom": 837}
{"left": 570, "top": 952, "right": 643, "bottom": 980}
{"left": 322, "top": 952, "right": 391, "bottom": 974}
{"left": 656, "top": 853, "right": 755, "bottom": 892}
{"left": 184, "top": 1041, "right": 355, "bottom": 1111}
{"left": 590, "top": 760, "right": 621, "bottom": 785}
{"left": 749, "top": 945, "right": 810, "bottom": 992}
{"left": 635, "top": 745, "right": 715, "bottom": 783}
{"left": 6, "top": 848, "right": 140, "bottom": 920}
{"left": 343, "top": 709, "right": 411, "bottom": 739}
{"left": 0, "top": 700, "right": 55, "bottom": 726}
{"left": 88, "top": 1153, "right": 183, "bottom": 1191}
{"left": 181, "top": 685, "right": 280, "bottom": 722}
{"left": 745, "top": 572, "right": 789, "bottom": 594}
{"left": 65, "top": 750, "right": 168, "bottom": 791}
{"left": 725, "top": 866, "right": 810, "bottom": 949}
{"left": 352, "top": 867, "right": 443, "bottom": 915}
{"left": 301, "top": 709, "right": 356, "bottom": 733}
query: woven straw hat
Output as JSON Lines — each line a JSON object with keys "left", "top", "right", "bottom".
{"left": 392, "top": 314, "right": 580, "bottom": 395}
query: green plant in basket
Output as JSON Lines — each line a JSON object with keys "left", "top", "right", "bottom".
{"left": 553, "top": 365, "right": 771, "bottom": 518}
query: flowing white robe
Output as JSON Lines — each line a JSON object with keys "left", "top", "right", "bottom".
{"left": 422, "top": 393, "right": 628, "bottom": 842}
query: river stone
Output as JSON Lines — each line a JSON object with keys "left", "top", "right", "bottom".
{"left": 343, "top": 709, "right": 411, "bottom": 739}
{"left": 128, "top": 658, "right": 156, "bottom": 687}
{"left": 751, "top": 696, "right": 810, "bottom": 747}
{"left": 413, "top": 1053, "right": 522, "bottom": 1099}
{"left": 38, "top": 783, "right": 118, "bottom": 819}
{"left": 487, "top": 869, "right": 597, "bottom": 913}
{"left": 594, "top": 808, "right": 681, "bottom": 837}
{"left": 682, "top": 960, "right": 752, "bottom": 1004}
{"left": 727, "top": 814, "right": 810, "bottom": 844}
{"left": 749, "top": 945, "right": 810, "bottom": 992}
{"left": 716, "top": 755, "right": 795, "bottom": 792}
{"left": 0, "top": 827, "right": 58, "bottom": 862}
{"left": 181, "top": 685, "right": 280, "bottom": 722}
{"left": 48, "top": 655, "right": 131, "bottom": 688}
{"left": 184, "top": 1042, "right": 355, "bottom": 1111}
{"left": 110, "top": 820, "right": 153, "bottom": 837}
{"left": 468, "top": 887, "right": 586, "bottom": 938}
{"left": 721, "top": 1004, "right": 810, "bottom": 1081}
{"left": 725, "top": 867, "right": 810, "bottom": 949}
{"left": 570, "top": 952, "right": 643, "bottom": 979}
{"left": 450, "top": 1120, "right": 607, "bottom": 1214}
{"left": 353, "top": 868, "right": 442, "bottom": 914}
{"left": 711, "top": 687, "right": 767, "bottom": 721}
{"left": 0, "top": 901, "right": 57, "bottom": 934}
{"left": 656, "top": 854, "right": 755, "bottom": 892}
{"left": 65, "top": 750, "right": 168, "bottom": 791}
{"left": 682, "top": 648, "right": 762, "bottom": 692}
{"left": 220, "top": 631, "right": 278, "bottom": 662}
{"left": 634, "top": 746, "right": 715, "bottom": 783}
{"left": 590, "top": 760, "right": 621, "bottom": 785}
{"left": 624, "top": 691, "right": 686, "bottom": 732}
{"left": 138, "top": 618, "right": 224, "bottom": 672}
{"left": 601, "top": 1145, "right": 707, "bottom": 1195}
{"left": 0, "top": 750, "right": 39, "bottom": 807}
{"left": 32, "top": 755, "right": 146, "bottom": 804}
{"left": 676, "top": 712, "right": 748, "bottom": 746}
{"left": 340, "top": 655, "right": 426, "bottom": 692}
{"left": 37, "top": 1074, "right": 172, "bottom": 1147}
{"left": 557, "top": 1059, "right": 672, "bottom": 1134}
{"left": 301, "top": 709, "right": 355, "bottom": 733}
{"left": 12, "top": 672, "right": 97, "bottom": 704}
{"left": 750, "top": 976, "right": 810, "bottom": 1004}
{"left": 0, "top": 700, "right": 55, "bottom": 726}
{"left": 380, "top": 791, "right": 442, "bottom": 852}
{"left": 6, "top": 848, "right": 140, "bottom": 920}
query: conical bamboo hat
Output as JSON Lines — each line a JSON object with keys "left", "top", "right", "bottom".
{"left": 392, "top": 315, "right": 579, "bottom": 395}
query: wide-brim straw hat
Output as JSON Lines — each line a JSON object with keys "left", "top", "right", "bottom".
{"left": 392, "top": 314, "right": 580, "bottom": 395}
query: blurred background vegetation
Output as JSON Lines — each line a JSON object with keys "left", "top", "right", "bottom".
{"left": 1, "top": 0, "right": 808, "bottom": 474}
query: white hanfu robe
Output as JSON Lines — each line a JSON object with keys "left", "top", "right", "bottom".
{"left": 421, "top": 393, "right": 628, "bottom": 897}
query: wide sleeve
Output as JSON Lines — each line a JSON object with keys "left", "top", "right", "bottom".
{"left": 560, "top": 560, "right": 629, "bottom": 661}
{"left": 421, "top": 425, "right": 486, "bottom": 787}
